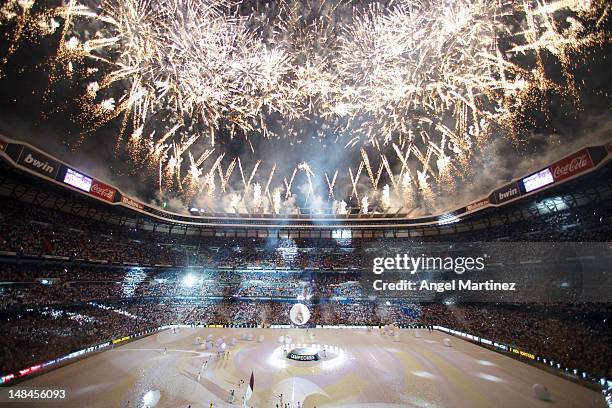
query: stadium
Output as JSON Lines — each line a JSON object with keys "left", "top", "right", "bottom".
{"left": 0, "top": 0, "right": 611, "bottom": 407}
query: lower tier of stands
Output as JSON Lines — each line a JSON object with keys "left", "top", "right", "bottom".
{"left": 1, "top": 299, "right": 610, "bottom": 383}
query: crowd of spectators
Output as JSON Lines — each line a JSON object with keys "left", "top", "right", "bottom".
{"left": 418, "top": 303, "right": 612, "bottom": 380}
{"left": 0, "top": 304, "right": 153, "bottom": 377}
{"left": 0, "top": 263, "right": 366, "bottom": 309}
{"left": 1, "top": 193, "right": 611, "bottom": 386}
{"left": 2, "top": 197, "right": 611, "bottom": 272}
{"left": 2, "top": 299, "right": 610, "bottom": 383}
{"left": 2, "top": 257, "right": 605, "bottom": 310}
{"left": 0, "top": 263, "right": 125, "bottom": 309}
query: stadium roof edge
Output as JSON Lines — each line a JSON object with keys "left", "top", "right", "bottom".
{"left": 0, "top": 134, "right": 610, "bottom": 228}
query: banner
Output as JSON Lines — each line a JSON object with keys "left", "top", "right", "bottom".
{"left": 90, "top": 180, "right": 117, "bottom": 202}
{"left": 17, "top": 147, "right": 60, "bottom": 179}
{"left": 465, "top": 198, "right": 489, "bottom": 212}
{"left": 63, "top": 168, "right": 92, "bottom": 192}
{"left": 489, "top": 182, "right": 521, "bottom": 204}
{"left": 550, "top": 149, "right": 593, "bottom": 182}
{"left": 0, "top": 327, "right": 165, "bottom": 385}
{"left": 120, "top": 195, "right": 144, "bottom": 210}
{"left": 522, "top": 168, "right": 554, "bottom": 193}
{"left": 112, "top": 336, "right": 130, "bottom": 344}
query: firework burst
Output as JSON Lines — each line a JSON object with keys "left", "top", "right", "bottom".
{"left": 0, "top": 0, "right": 609, "bottom": 214}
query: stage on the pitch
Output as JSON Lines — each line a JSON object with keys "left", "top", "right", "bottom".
{"left": 287, "top": 347, "right": 319, "bottom": 361}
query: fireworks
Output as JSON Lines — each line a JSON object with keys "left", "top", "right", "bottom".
{"left": 0, "top": 0, "right": 609, "bottom": 214}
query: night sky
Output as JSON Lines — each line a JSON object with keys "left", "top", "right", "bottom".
{"left": 0, "top": 0, "right": 610, "bottom": 212}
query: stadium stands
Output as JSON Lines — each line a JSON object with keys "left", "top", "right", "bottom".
{"left": 0, "top": 145, "right": 611, "bottom": 389}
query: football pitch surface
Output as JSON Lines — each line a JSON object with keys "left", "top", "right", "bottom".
{"left": 14, "top": 327, "right": 606, "bottom": 408}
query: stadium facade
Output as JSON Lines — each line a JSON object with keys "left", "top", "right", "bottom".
{"left": 1, "top": 134, "right": 611, "bottom": 236}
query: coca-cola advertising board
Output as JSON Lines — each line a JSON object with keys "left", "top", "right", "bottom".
{"left": 550, "top": 149, "right": 593, "bottom": 182}
{"left": 89, "top": 180, "right": 117, "bottom": 202}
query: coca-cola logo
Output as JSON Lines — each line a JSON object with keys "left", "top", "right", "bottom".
{"left": 90, "top": 180, "right": 116, "bottom": 202}
{"left": 551, "top": 151, "right": 592, "bottom": 181}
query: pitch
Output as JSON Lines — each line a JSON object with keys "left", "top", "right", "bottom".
{"left": 16, "top": 328, "right": 605, "bottom": 408}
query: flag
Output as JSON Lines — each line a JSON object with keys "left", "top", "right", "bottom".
{"left": 244, "top": 371, "right": 254, "bottom": 404}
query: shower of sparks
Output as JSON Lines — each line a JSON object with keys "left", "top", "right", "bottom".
{"left": 0, "top": 0, "right": 609, "bottom": 214}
